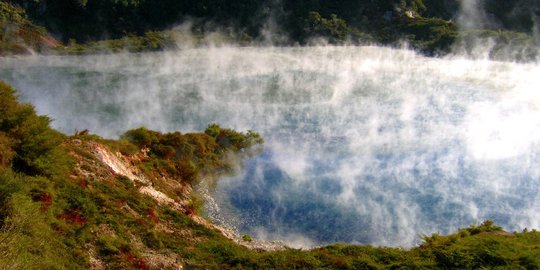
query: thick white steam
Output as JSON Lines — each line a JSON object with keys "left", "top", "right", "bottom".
{"left": 1, "top": 46, "right": 539, "bottom": 247}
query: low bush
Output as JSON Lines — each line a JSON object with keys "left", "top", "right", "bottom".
{"left": 121, "top": 124, "right": 263, "bottom": 185}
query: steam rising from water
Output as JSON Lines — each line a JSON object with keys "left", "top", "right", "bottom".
{"left": 1, "top": 46, "right": 540, "bottom": 247}
{"left": 458, "top": 0, "right": 491, "bottom": 29}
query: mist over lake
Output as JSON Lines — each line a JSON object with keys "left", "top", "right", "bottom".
{"left": 1, "top": 46, "right": 539, "bottom": 247}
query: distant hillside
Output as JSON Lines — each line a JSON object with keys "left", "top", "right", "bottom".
{"left": 4, "top": 0, "right": 537, "bottom": 55}
{"left": 1, "top": 80, "right": 540, "bottom": 269}
{"left": 0, "top": 1, "right": 59, "bottom": 55}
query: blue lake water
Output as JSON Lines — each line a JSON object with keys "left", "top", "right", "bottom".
{"left": 1, "top": 46, "right": 540, "bottom": 247}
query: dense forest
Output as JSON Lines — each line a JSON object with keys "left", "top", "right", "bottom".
{"left": 2, "top": 0, "right": 539, "bottom": 55}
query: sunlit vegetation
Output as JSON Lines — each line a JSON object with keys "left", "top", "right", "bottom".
{"left": 57, "top": 29, "right": 258, "bottom": 54}
{"left": 120, "top": 123, "right": 263, "bottom": 184}
{"left": 59, "top": 31, "right": 178, "bottom": 54}
{"left": 0, "top": 1, "right": 59, "bottom": 55}
{"left": 0, "top": 81, "right": 80, "bottom": 268}
{"left": 0, "top": 81, "right": 70, "bottom": 176}
{"left": 0, "top": 81, "right": 267, "bottom": 268}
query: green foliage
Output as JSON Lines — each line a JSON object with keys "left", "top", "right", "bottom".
{"left": 102, "top": 138, "right": 139, "bottom": 156}
{"left": 0, "top": 132, "right": 14, "bottom": 168}
{"left": 0, "top": 82, "right": 87, "bottom": 267}
{"left": 121, "top": 126, "right": 159, "bottom": 148}
{"left": 0, "top": 174, "right": 86, "bottom": 269}
{"left": 205, "top": 123, "right": 264, "bottom": 151}
{"left": 122, "top": 124, "right": 263, "bottom": 184}
{"left": 0, "top": 0, "right": 56, "bottom": 55}
{"left": 401, "top": 0, "right": 427, "bottom": 14}
{"left": 242, "top": 234, "right": 252, "bottom": 242}
{"left": 401, "top": 17, "right": 458, "bottom": 54}
{"left": 466, "top": 219, "right": 503, "bottom": 235}
{"left": 142, "top": 228, "right": 164, "bottom": 249}
{"left": 418, "top": 221, "right": 540, "bottom": 269}
{"left": 0, "top": 81, "right": 71, "bottom": 177}
{"left": 97, "top": 234, "right": 130, "bottom": 255}
{"left": 306, "top": 12, "right": 350, "bottom": 42}
{"left": 204, "top": 123, "right": 222, "bottom": 138}
{"left": 58, "top": 30, "right": 182, "bottom": 54}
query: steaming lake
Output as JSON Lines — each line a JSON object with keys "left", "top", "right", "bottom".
{"left": 1, "top": 46, "right": 540, "bottom": 247}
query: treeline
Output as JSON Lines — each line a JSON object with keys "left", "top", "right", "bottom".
{"left": 7, "top": 0, "right": 539, "bottom": 53}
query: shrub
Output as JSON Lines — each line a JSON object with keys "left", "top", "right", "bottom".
{"left": 121, "top": 127, "right": 159, "bottom": 148}
{"left": 177, "top": 158, "right": 199, "bottom": 184}
{"left": 97, "top": 234, "right": 127, "bottom": 255}
{"left": 143, "top": 229, "right": 164, "bottom": 249}
{"left": 242, "top": 234, "right": 253, "bottom": 242}
{"left": 0, "top": 81, "right": 70, "bottom": 176}
{"left": 0, "top": 132, "right": 13, "bottom": 168}
{"left": 121, "top": 124, "right": 263, "bottom": 184}
{"left": 306, "top": 12, "right": 350, "bottom": 42}
{"left": 466, "top": 220, "right": 503, "bottom": 235}
{"left": 402, "top": 17, "right": 458, "bottom": 54}
{"left": 104, "top": 138, "right": 138, "bottom": 156}
{"left": 204, "top": 123, "right": 221, "bottom": 138}
{"left": 204, "top": 123, "right": 264, "bottom": 151}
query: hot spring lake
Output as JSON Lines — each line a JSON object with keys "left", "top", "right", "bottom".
{"left": 1, "top": 46, "right": 539, "bottom": 247}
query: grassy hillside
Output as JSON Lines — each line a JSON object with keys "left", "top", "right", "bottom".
{"left": 1, "top": 81, "right": 540, "bottom": 269}
{"left": 0, "top": 1, "right": 60, "bottom": 55}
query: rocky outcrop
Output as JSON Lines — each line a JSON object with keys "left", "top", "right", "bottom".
{"left": 67, "top": 138, "right": 284, "bottom": 254}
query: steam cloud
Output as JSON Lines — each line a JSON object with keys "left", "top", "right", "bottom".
{"left": 457, "top": 0, "right": 492, "bottom": 29}
{"left": 1, "top": 45, "right": 539, "bottom": 248}
{"left": 453, "top": 0, "right": 540, "bottom": 61}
